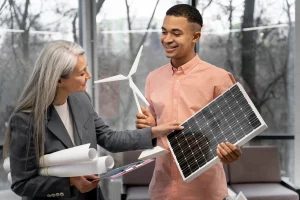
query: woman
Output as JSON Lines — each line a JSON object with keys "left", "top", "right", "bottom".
{"left": 4, "top": 40, "right": 183, "bottom": 200}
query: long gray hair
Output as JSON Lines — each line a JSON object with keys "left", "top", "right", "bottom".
{"left": 4, "top": 40, "right": 84, "bottom": 161}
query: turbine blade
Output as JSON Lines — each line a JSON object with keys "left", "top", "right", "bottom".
{"left": 129, "top": 78, "right": 150, "bottom": 106}
{"left": 94, "top": 75, "right": 127, "bottom": 83}
{"left": 132, "top": 89, "right": 142, "bottom": 113}
{"left": 127, "top": 45, "right": 143, "bottom": 77}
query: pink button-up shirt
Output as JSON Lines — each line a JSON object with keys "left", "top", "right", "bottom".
{"left": 146, "top": 55, "right": 236, "bottom": 200}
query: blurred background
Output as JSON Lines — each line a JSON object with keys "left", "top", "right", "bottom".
{"left": 0, "top": 0, "right": 299, "bottom": 199}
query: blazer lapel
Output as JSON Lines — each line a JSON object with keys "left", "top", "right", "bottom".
{"left": 68, "top": 95, "right": 84, "bottom": 144}
{"left": 47, "top": 105, "right": 74, "bottom": 148}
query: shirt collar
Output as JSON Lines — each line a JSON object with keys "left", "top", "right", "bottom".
{"left": 168, "top": 54, "right": 201, "bottom": 75}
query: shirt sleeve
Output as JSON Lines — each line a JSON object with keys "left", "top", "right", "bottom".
{"left": 214, "top": 72, "right": 236, "bottom": 98}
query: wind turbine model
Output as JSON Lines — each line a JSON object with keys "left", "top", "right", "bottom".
{"left": 94, "top": 45, "right": 149, "bottom": 114}
{"left": 95, "top": 45, "right": 169, "bottom": 160}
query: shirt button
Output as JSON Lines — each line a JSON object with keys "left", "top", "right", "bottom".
{"left": 47, "top": 194, "right": 51, "bottom": 197}
{"left": 55, "top": 193, "right": 60, "bottom": 197}
{"left": 60, "top": 192, "right": 64, "bottom": 196}
{"left": 51, "top": 194, "right": 55, "bottom": 197}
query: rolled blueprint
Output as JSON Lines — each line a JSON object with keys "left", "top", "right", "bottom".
{"left": 8, "top": 172, "right": 12, "bottom": 184}
{"left": 3, "top": 157, "right": 10, "bottom": 172}
{"left": 39, "top": 156, "right": 114, "bottom": 177}
{"left": 39, "top": 143, "right": 97, "bottom": 167}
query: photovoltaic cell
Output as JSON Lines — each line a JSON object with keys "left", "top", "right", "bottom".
{"left": 167, "top": 83, "right": 267, "bottom": 182}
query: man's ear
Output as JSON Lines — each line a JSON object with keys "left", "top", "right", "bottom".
{"left": 193, "top": 31, "right": 201, "bottom": 43}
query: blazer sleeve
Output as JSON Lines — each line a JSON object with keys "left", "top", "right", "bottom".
{"left": 83, "top": 92, "right": 156, "bottom": 152}
{"left": 9, "top": 112, "right": 73, "bottom": 198}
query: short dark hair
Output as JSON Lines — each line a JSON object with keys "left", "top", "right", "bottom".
{"left": 166, "top": 4, "right": 203, "bottom": 28}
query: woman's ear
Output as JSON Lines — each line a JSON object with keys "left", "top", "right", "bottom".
{"left": 57, "top": 78, "right": 63, "bottom": 88}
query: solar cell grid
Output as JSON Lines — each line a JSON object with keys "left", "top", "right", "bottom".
{"left": 167, "top": 83, "right": 267, "bottom": 182}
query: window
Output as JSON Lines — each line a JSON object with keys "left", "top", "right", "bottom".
{"left": 0, "top": 0, "right": 78, "bottom": 190}
{"left": 197, "top": 0, "right": 295, "bottom": 181}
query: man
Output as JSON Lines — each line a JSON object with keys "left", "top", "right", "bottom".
{"left": 136, "top": 4, "right": 242, "bottom": 200}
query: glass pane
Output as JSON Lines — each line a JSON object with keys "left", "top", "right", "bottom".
{"left": 0, "top": 0, "right": 78, "bottom": 191}
{"left": 197, "top": 0, "right": 295, "bottom": 181}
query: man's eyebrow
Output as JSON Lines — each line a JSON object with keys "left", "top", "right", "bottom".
{"left": 161, "top": 27, "right": 183, "bottom": 33}
{"left": 171, "top": 28, "right": 183, "bottom": 32}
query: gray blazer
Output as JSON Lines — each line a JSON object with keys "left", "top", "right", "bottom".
{"left": 9, "top": 92, "right": 155, "bottom": 200}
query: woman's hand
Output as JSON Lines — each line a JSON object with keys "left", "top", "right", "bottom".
{"left": 70, "top": 175, "right": 99, "bottom": 193}
{"left": 151, "top": 122, "right": 184, "bottom": 139}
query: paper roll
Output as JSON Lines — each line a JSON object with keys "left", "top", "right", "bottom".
{"left": 3, "top": 157, "right": 10, "bottom": 172}
{"left": 39, "top": 143, "right": 97, "bottom": 167}
{"left": 39, "top": 156, "right": 114, "bottom": 177}
{"left": 8, "top": 172, "right": 12, "bottom": 184}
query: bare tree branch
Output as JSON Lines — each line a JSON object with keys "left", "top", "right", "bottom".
{"left": 138, "top": 0, "right": 160, "bottom": 49}
{"left": 21, "top": 0, "right": 30, "bottom": 30}
{"left": 201, "top": 0, "right": 213, "bottom": 16}
{"left": 259, "top": 72, "right": 284, "bottom": 107}
{"left": 0, "top": 0, "right": 7, "bottom": 14}
{"left": 9, "top": 0, "right": 21, "bottom": 27}
{"left": 125, "top": 0, "right": 131, "bottom": 31}
{"left": 72, "top": 12, "right": 78, "bottom": 43}
{"left": 96, "top": 0, "right": 105, "bottom": 14}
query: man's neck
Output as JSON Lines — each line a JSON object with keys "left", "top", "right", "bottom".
{"left": 171, "top": 53, "right": 196, "bottom": 68}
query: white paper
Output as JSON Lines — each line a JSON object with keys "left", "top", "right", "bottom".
{"left": 7, "top": 172, "right": 12, "bottom": 184}
{"left": 227, "top": 187, "right": 237, "bottom": 200}
{"left": 39, "top": 156, "right": 114, "bottom": 177}
{"left": 3, "top": 157, "right": 10, "bottom": 172}
{"left": 236, "top": 192, "right": 247, "bottom": 200}
{"left": 94, "top": 74, "right": 128, "bottom": 83}
{"left": 39, "top": 143, "right": 97, "bottom": 167}
{"left": 138, "top": 146, "right": 169, "bottom": 160}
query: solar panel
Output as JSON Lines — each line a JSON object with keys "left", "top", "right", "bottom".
{"left": 167, "top": 82, "right": 268, "bottom": 183}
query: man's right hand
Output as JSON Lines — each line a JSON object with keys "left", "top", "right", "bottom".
{"left": 136, "top": 106, "right": 156, "bottom": 128}
{"left": 70, "top": 175, "right": 99, "bottom": 193}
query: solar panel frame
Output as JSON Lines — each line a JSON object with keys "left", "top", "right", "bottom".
{"left": 167, "top": 82, "right": 268, "bottom": 183}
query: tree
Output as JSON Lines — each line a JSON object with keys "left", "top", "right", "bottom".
{"left": 241, "top": 0, "right": 258, "bottom": 108}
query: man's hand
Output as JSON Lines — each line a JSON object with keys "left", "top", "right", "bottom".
{"left": 136, "top": 106, "right": 156, "bottom": 128}
{"left": 70, "top": 175, "right": 100, "bottom": 193}
{"left": 216, "top": 142, "right": 242, "bottom": 164}
{"left": 151, "top": 122, "right": 184, "bottom": 139}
